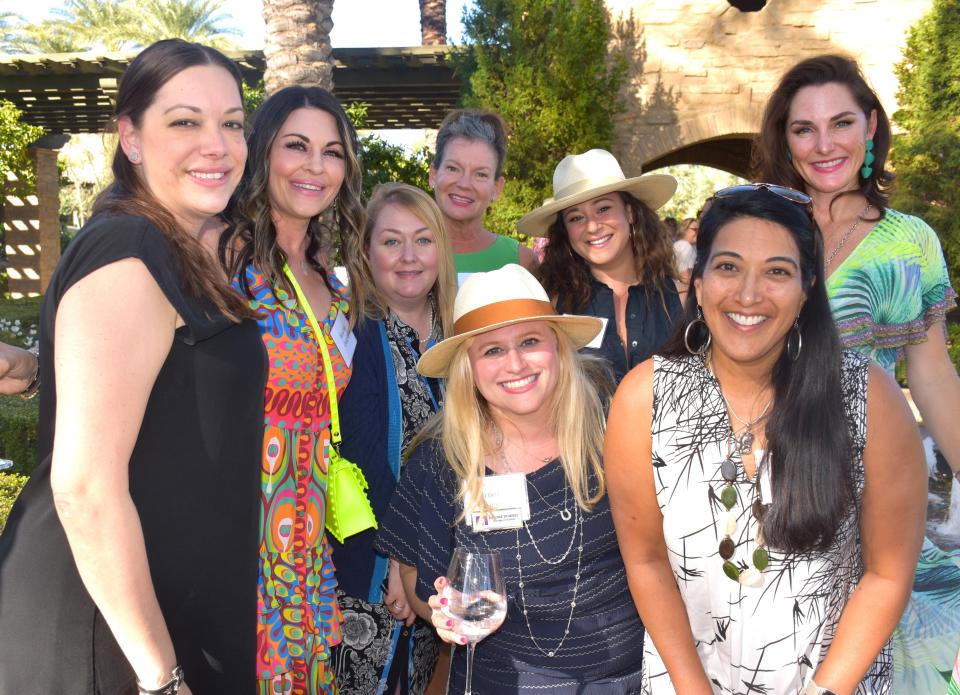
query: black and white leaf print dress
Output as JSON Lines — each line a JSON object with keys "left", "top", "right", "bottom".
{"left": 643, "top": 351, "right": 891, "bottom": 695}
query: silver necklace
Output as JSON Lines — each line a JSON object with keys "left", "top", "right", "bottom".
{"left": 711, "top": 375, "right": 772, "bottom": 455}
{"left": 515, "top": 505, "right": 583, "bottom": 657}
{"left": 824, "top": 202, "right": 872, "bottom": 269}
{"left": 495, "top": 427, "right": 571, "bottom": 521}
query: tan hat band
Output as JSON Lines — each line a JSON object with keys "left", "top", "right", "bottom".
{"left": 553, "top": 175, "right": 627, "bottom": 202}
{"left": 454, "top": 299, "right": 556, "bottom": 336}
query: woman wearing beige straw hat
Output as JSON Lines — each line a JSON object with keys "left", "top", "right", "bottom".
{"left": 519, "top": 149, "right": 682, "bottom": 383}
{"left": 374, "top": 264, "right": 646, "bottom": 693}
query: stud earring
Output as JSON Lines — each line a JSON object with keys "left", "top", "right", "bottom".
{"left": 129, "top": 150, "right": 140, "bottom": 164}
{"left": 860, "top": 139, "right": 875, "bottom": 179}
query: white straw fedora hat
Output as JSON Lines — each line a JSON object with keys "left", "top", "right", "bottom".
{"left": 417, "top": 264, "right": 603, "bottom": 377}
{"left": 516, "top": 149, "right": 677, "bottom": 237}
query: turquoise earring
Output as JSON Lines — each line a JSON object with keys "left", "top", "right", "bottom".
{"left": 861, "top": 139, "right": 875, "bottom": 179}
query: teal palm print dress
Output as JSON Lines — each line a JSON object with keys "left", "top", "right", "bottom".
{"left": 826, "top": 208, "right": 959, "bottom": 694}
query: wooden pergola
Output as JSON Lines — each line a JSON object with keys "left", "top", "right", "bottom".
{"left": 0, "top": 46, "right": 462, "bottom": 296}
{"left": 0, "top": 45, "right": 462, "bottom": 133}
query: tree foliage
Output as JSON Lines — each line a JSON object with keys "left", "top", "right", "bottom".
{"left": 459, "top": 0, "right": 629, "bottom": 238}
{"left": 0, "top": 100, "right": 44, "bottom": 197}
{"left": 891, "top": 0, "right": 960, "bottom": 289}
{"left": 5, "top": 0, "right": 239, "bottom": 53}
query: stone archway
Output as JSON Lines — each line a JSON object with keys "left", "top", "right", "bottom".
{"left": 606, "top": 0, "right": 933, "bottom": 177}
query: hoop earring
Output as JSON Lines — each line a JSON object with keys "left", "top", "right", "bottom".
{"left": 684, "top": 307, "right": 711, "bottom": 356}
{"left": 629, "top": 223, "right": 636, "bottom": 240}
{"left": 861, "top": 138, "right": 875, "bottom": 179}
{"left": 786, "top": 318, "right": 802, "bottom": 361}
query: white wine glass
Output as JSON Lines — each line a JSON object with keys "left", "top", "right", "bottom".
{"left": 441, "top": 548, "right": 507, "bottom": 695}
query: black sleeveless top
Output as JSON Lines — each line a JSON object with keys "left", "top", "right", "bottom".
{"left": 0, "top": 214, "right": 265, "bottom": 693}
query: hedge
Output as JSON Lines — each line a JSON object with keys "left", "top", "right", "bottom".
{"left": 0, "top": 473, "right": 28, "bottom": 532}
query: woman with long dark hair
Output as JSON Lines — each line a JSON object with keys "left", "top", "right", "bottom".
{"left": 605, "top": 185, "right": 926, "bottom": 694}
{"left": 755, "top": 54, "right": 960, "bottom": 692}
{"left": 224, "top": 85, "right": 365, "bottom": 694}
{"left": 0, "top": 39, "right": 264, "bottom": 693}
{"left": 518, "top": 149, "right": 681, "bottom": 383}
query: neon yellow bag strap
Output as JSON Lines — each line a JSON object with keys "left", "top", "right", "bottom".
{"left": 282, "top": 263, "right": 342, "bottom": 445}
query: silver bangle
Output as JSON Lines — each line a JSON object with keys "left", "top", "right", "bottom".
{"left": 19, "top": 345, "right": 40, "bottom": 401}
{"left": 136, "top": 665, "right": 184, "bottom": 695}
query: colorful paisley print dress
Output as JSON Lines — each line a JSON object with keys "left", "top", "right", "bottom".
{"left": 238, "top": 265, "right": 352, "bottom": 695}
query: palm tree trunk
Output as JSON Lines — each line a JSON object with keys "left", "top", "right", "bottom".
{"left": 419, "top": 0, "right": 446, "bottom": 45}
{"left": 262, "top": 0, "right": 334, "bottom": 95}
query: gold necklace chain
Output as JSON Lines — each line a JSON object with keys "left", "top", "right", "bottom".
{"left": 824, "top": 202, "right": 872, "bottom": 269}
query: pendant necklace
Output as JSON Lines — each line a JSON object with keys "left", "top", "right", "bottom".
{"left": 493, "top": 425, "right": 582, "bottom": 657}
{"left": 824, "top": 202, "right": 872, "bottom": 270}
{"left": 716, "top": 383, "right": 772, "bottom": 455}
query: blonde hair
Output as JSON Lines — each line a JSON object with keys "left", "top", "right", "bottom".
{"left": 362, "top": 182, "right": 456, "bottom": 337}
{"left": 414, "top": 323, "right": 607, "bottom": 520}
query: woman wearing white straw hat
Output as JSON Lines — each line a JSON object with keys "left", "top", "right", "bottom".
{"left": 374, "top": 264, "right": 647, "bottom": 693}
{"left": 520, "top": 148, "right": 682, "bottom": 383}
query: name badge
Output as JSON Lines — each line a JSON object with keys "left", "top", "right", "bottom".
{"left": 465, "top": 473, "right": 530, "bottom": 531}
{"left": 585, "top": 317, "right": 608, "bottom": 349}
{"left": 331, "top": 309, "right": 357, "bottom": 367}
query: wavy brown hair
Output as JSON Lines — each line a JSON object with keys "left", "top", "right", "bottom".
{"left": 224, "top": 86, "right": 368, "bottom": 326}
{"left": 752, "top": 54, "right": 892, "bottom": 218}
{"left": 93, "top": 38, "right": 254, "bottom": 321}
{"left": 537, "top": 192, "right": 678, "bottom": 313}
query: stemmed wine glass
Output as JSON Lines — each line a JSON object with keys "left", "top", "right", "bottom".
{"left": 441, "top": 548, "right": 507, "bottom": 695}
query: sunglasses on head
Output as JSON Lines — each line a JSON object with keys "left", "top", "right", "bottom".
{"left": 714, "top": 183, "right": 812, "bottom": 206}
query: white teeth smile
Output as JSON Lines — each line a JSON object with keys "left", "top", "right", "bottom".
{"left": 813, "top": 158, "right": 844, "bottom": 168}
{"left": 190, "top": 171, "right": 225, "bottom": 180}
{"left": 502, "top": 375, "right": 536, "bottom": 389}
{"left": 294, "top": 182, "right": 323, "bottom": 191}
{"left": 727, "top": 313, "right": 767, "bottom": 326}
{"left": 450, "top": 195, "right": 472, "bottom": 203}
{"left": 587, "top": 235, "right": 613, "bottom": 246}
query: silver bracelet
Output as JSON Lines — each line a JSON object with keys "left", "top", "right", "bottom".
{"left": 19, "top": 345, "right": 40, "bottom": 401}
{"left": 136, "top": 665, "right": 184, "bottom": 695}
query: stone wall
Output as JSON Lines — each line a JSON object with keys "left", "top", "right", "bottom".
{"left": 606, "top": 0, "right": 932, "bottom": 177}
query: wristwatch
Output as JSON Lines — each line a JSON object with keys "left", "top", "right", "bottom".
{"left": 802, "top": 679, "right": 838, "bottom": 695}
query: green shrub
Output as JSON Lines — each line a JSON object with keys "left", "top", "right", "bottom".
{"left": 0, "top": 296, "right": 41, "bottom": 475}
{"left": 0, "top": 397, "right": 39, "bottom": 475}
{"left": 0, "top": 473, "right": 28, "bottom": 532}
{"left": 948, "top": 321, "right": 960, "bottom": 372}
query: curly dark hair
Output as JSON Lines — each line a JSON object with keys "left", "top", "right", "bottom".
{"left": 537, "top": 192, "right": 677, "bottom": 313}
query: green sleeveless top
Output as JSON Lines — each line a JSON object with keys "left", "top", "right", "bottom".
{"left": 454, "top": 235, "right": 520, "bottom": 282}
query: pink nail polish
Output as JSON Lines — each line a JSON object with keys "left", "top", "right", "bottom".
{"left": 459, "top": 636, "right": 467, "bottom": 645}
{"left": 446, "top": 619, "right": 454, "bottom": 627}
{"left": 440, "top": 597, "right": 448, "bottom": 606}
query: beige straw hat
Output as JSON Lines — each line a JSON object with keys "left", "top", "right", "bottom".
{"left": 516, "top": 149, "right": 677, "bottom": 237}
{"left": 417, "top": 264, "right": 603, "bottom": 377}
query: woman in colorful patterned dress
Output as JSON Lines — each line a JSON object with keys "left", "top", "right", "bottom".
{"left": 606, "top": 184, "right": 927, "bottom": 695}
{"left": 225, "top": 86, "right": 367, "bottom": 694}
{"left": 755, "top": 54, "right": 960, "bottom": 693}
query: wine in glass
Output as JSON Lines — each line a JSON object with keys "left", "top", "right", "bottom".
{"left": 442, "top": 548, "right": 507, "bottom": 694}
